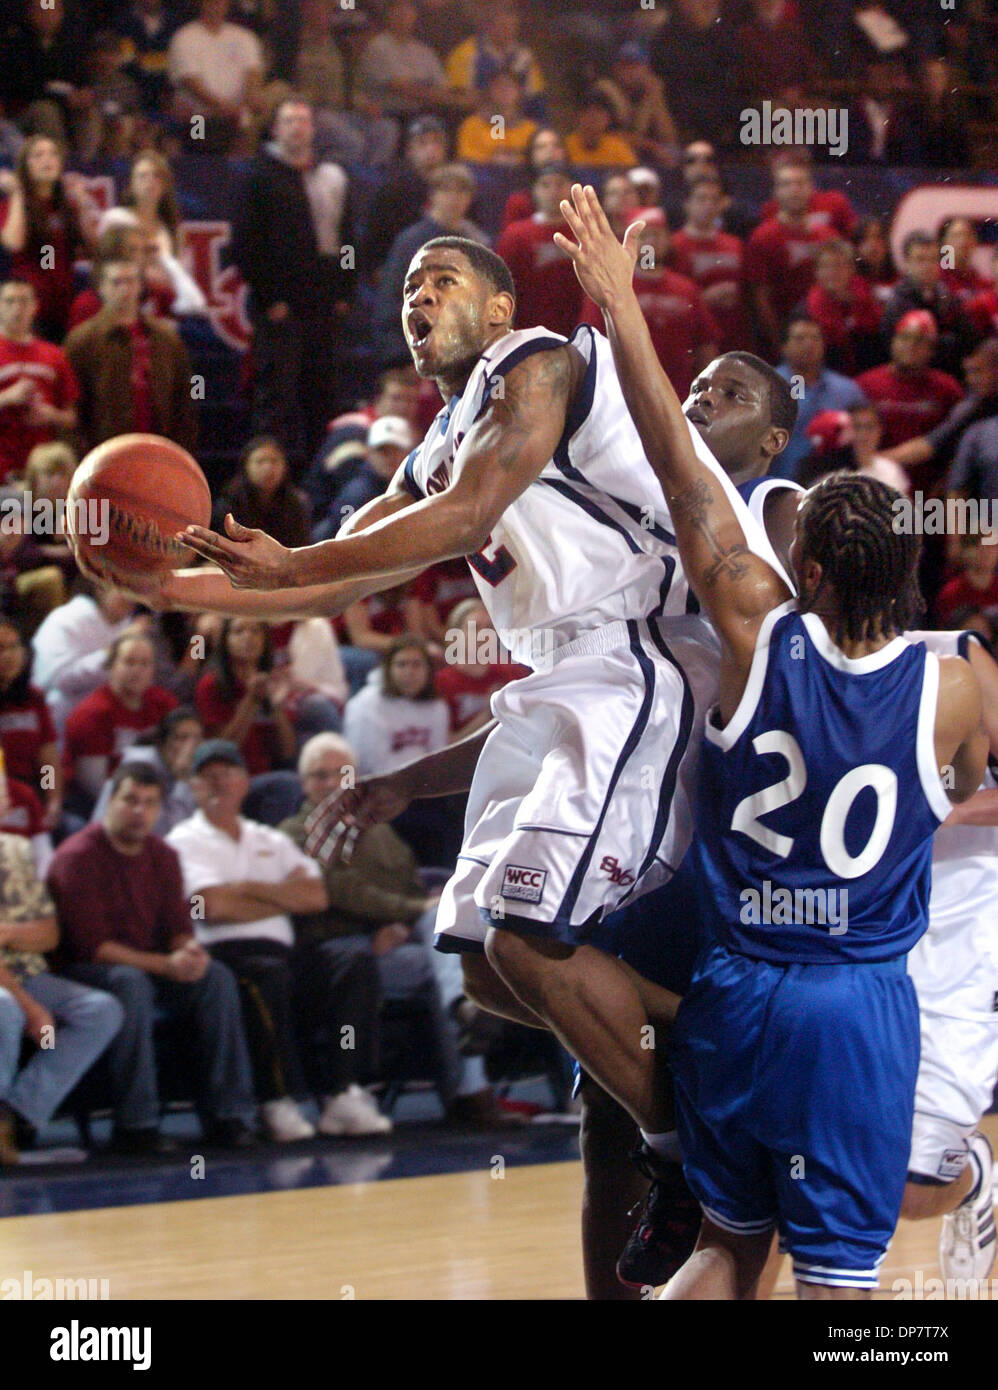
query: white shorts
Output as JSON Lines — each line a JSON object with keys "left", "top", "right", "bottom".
{"left": 907, "top": 887, "right": 998, "bottom": 1182}
{"left": 434, "top": 615, "right": 720, "bottom": 952}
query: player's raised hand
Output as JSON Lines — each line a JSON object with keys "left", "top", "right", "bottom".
{"left": 554, "top": 183, "right": 644, "bottom": 311}
{"left": 179, "top": 514, "right": 293, "bottom": 590}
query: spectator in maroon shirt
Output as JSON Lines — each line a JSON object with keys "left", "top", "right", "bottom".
{"left": 0, "top": 280, "right": 78, "bottom": 483}
{"left": 0, "top": 616, "right": 62, "bottom": 831}
{"left": 495, "top": 163, "right": 582, "bottom": 339}
{"left": 966, "top": 245, "right": 998, "bottom": 342}
{"left": 195, "top": 617, "right": 297, "bottom": 776}
{"left": 855, "top": 311, "right": 964, "bottom": 458}
{"left": 757, "top": 151, "right": 858, "bottom": 239}
{"left": 581, "top": 208, "right": 719, "bottom": 402}
{"left": 938, "top": 216, "right": 990, "bottom": 306}
{"left": 671, "top": 176, "right": 747, "bottom": 353}
{"left": 48, "top": 760, "right": 257, "bottom": 1155}
{"left": 0, "top": 136, "right": 94, "bottom": 342}
{"left": 64, "top": 632, "right": 178, "bottom": 811}
{"left": 736, "top": 0, "right": 821, "bottom": 103}
{"left": 804, "top": 239, "right": 883, "bottom": 376}
{"left": 746, "top": 159, "right": 837, "bottom": 359}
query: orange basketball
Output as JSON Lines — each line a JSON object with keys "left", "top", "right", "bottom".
{"left": 67, "top": 434, "right": 212, "bottom": 582}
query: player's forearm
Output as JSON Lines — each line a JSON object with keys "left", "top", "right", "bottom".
{"left": 160, "top": 566, "right": 386, "bottom": 619}
{"left": 238, "top": 879, "right": 328, "bottom": 914}
{"left": 393, "top": 721, "right": 495, "bottom": 799}
{"left": 283, "top": 495, "right": 487, "bottom": 590}
{"left": 601, "top": 285, "right": 705, "bottom": 498}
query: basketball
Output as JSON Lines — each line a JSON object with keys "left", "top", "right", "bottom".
{"left": 66, "top": 434, "right": 212, "bottom": 582}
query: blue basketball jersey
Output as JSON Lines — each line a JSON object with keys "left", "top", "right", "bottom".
{"left": 694, "top": 602, "right": 953, "bottom": 963}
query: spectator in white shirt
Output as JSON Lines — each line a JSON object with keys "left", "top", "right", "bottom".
{"left": 167, "top": 739, "right": 389, "bottom": 1140}
{"left": 343, "top": 636, "right": 450, "bottom": 779}
{"left": 167, "top": 0, "right": 266, "bottom": 151}
{"left": 30, "top": 581, "right": 137, "bottom": 736}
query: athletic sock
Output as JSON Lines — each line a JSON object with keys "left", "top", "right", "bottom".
{"left": 641, "top": 1129, "right": 682, "bottom": 1163}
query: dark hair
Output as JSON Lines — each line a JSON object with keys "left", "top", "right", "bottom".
{"left": 902, "top": 230, "right": 937, "bottom": 259}
{"left": 419, "top": 237, "right": 517, "bottom": 305}
{"left": 782, "top": 312, "right": 823, "bottom": 343}
{"left": 0, "top": 617, "right": 33, "bottom": 704}
{"left": 381, "top": 635, "right": 436, "bottom": 700}
{"left": 797, "top": 472, "right": 922, "bottom": 644}
{"left": 718, "top": 351, "right": 799, "bottom": 434}
{"left": 123, "top": 149, "right": 180, "bottom": 239}
{"left": 212, "top": 617, "right": 273, "bottom": 701}
{"left": 14, "top": 135, "right": 85, "bottom": 262}
{"left": 136, "top": 703, "right": 203, "bottom": 749}
{"left": 109, "top": 759, "right": 167, "bottom": 798}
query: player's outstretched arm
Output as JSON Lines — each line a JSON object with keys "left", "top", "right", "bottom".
{"left": 179, "top": 353, "right": 577, "bottom": 591}
{"left": 555, "top": 184, "right": 786, "bottom": 667}
{"left": 304, "top": 722, "right": 495, "bottom": 864}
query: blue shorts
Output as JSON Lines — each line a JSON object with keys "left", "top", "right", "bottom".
{"left": 672, "top": 942, "right": 920, "bottom": 1290}
{"left": 590, "top": 852, "right": 707, "bottom": 993}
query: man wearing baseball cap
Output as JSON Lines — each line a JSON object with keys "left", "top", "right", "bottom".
{"left": 857, "top": 309, "right": 964, "bottom": 449}
{"left": 315, "top": 415, "right": 416, "bottom": 540}
{"left": 167, "top": 740, "right": 391, "bottom": 1141}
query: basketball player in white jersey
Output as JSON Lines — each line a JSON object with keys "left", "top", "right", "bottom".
{"left": 164, "top": 234, "right": 792, "bottom": 1141}
{"left": 900, "top": 628, "right": 998, "bottom": 1283}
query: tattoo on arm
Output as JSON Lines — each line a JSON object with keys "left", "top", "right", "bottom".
{"left": 482, "top": 347, "right": 575, "bottom": 471}
{"left": 670, "top": 479, "right": 751, "bottom": 588}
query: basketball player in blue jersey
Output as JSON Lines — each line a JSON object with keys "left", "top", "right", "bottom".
{"left": 168, "top": 234, "right": 793, "bottom": 1150}
{"left": 555, "top": 184, "right": 988, "bottom": 1299}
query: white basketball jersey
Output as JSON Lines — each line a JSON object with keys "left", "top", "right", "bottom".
{"left": 403, "top": 325, "right": 783, "bottom": 665}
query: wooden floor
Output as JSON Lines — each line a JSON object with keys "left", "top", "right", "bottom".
{"left": 3, "top": 1115, "right": 996, "bottom": 1300}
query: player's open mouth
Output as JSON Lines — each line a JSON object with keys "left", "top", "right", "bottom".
{"left": 686, "top": 407, "right": 709, "bottom": 426}
{"left": 408, "top": 310, "right": 434, "bottom": 346}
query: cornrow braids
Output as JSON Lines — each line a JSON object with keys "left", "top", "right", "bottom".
{"left": 797, "top": 472, "right": 923, "bottom": 645}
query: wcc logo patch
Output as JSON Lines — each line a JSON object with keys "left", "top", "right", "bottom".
{"left": 501, "top": 865, "right": 547, "bottom": 903}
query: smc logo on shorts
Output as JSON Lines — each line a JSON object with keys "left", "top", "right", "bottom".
{"left": 939, "top": 1148, "right": 968, "bottom": 1180}
{"left": 501, "top": 865, "right": 547, "bottom": 903}
{"left": 599, "top": 855, "right": 635, "bottom": 887}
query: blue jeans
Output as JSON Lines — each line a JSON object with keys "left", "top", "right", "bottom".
{"left": 65, "top": 960, "right": 255, "bottom": 1131}
{"left": 0, "top": 973, "right": 124, "bottom": 1131}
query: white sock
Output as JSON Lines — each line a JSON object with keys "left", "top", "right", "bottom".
{"left": 641, "top": 1128, "right": 682, "bottom": 1162}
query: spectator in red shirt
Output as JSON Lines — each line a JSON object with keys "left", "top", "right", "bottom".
{"left": 855, "top": 311, "right": 964, "bottom": 455}
{"left": 758, "top": 151, "right": 858, "bottom": 239}
{"left": 64, "top": 631, "right": 178, "bottom": 809}
{"left": 0, "top": 280, "right": 78, "bottom": 483}
{"left": 406, "top": 559, "right": 478, "bottom": 646}
{"left": 804, "top": 239, "right": 883, "bottom": 376}
{"left": 437, "top": 599, "right": 529, "bottom": 738}
{"left": 602, "top": 170, "right": 641, "bottom": 241}
{"left": 965, "top": 244, "right": 998, "bottom": 343}
{"left": 67, "top": 224, "right": 179, "bottom": 332}
{"left": 499, "top": 128, "right": 567, "bottom": 231}
{"left": 581, "top": 208, "right": 719, "bottom": 402}
{"left": 495, "top": 163, "right": 582, "bottom": 338}
{"left": 736, "top": 0, "right": 821, "bottom": 104}
{"left": 48, "top": 759, "right": 257, "bottom": 1155}
{"left": 0, "top": 135, "right": 94, "bottom": 342}
{"left": 671, "top": 176, "right": 747, "bottom": 353}
{"left": 0, "top": 616, "right": 62, "bottom": 832}
{"left": 746, "top": 159, "right": 837, "bottom": 358}
{"left": 935, "top": 533, "right": 998, "bottom": 627}
{"left": 854, "top": 215, "right": 899, "bottom": 305}
{"left": 195, "top": 617, "right": 297, "bottom": 776}
{"left": 938, "top": 216, "right": 990, "bottom": 305}
{"left": 0, "top": 771, "right": 53, "bottom": 875}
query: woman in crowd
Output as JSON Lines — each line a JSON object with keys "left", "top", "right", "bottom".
{"left": 853, "top": 216, "right": 898, "bottom": 304}
{"left": 213, "top": 437, "right": 311, "bottom": 551}
{"left": 89, "top": 705, "right": 204, "bottom": 836}
{"left": 938, "top": 215, "right": 990, "bottom": 304}
{"left": 195, "top": 617, "right": 297, "bottom": 776}
{"left": 0, "top": 135, "right": 95, "bottom": 341}
{"left": 0, "top": 616, "right": 63, "bottom": 831}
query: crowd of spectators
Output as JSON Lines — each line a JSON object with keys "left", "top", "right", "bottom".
{"left": 3, "top": 0, "right": 998, "bottom": 1160}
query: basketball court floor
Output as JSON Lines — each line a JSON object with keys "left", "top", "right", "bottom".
{"left": 3, "top": 1112, "right": 995, "bottom": 1300}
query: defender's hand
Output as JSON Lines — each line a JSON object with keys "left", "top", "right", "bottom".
{"left": 554, "top": 183, "right": 645, "bottom": 311}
